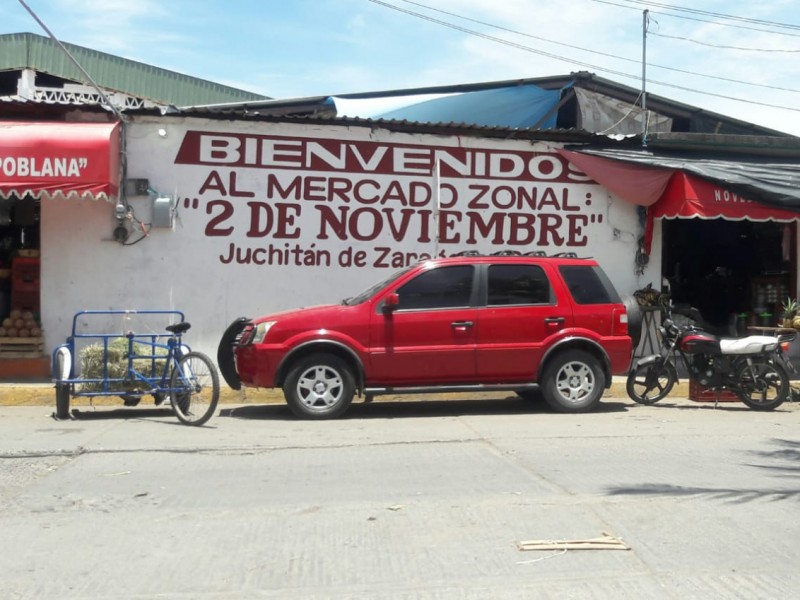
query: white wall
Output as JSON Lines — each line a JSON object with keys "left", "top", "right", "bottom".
{"left": 40, "top": 117, "right": 663, "bottom": 358}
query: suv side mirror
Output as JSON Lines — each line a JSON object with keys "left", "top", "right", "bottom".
{"left": 382, "top": 292, "right": 400, "bottom": 314}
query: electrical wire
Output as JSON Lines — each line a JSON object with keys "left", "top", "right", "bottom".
{"left": 596, "top": 91, "right": 645, "bottom": 135}
{"left": 588, "top": 0, "right": 800, "bottom": 38}
{"left": 618, "top": 0, "right": 800, "bottom": 31}
{"left": 120, "top": 205, "right": 151, "bottom": 246}
{"left": 650, "top": 31, "right": 800, "bottom": 53}
{"left": 368, "top": 0, "right": 800, "bottom": 113}
{"left": 386, "top": 0, "right": 800, "bottom": 94}
{"left": 368, "top": 0, "right": 632, "bottom": 75}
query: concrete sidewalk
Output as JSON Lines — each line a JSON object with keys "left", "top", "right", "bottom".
{"left": 1, "top": 396, "right": 797, "bottom": 599}
{"left": 0, "top": 377, "right": 692, "bottom": 407}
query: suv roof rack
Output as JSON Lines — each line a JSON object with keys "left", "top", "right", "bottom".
{"left": 451, "top": 250, "right": 589, "bottom": 259}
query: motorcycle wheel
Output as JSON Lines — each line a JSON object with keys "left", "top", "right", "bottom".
{"left": 626, "top": 361, "right": 677, "bottom": 405}
{"left": 735, "top": 360, "right": 789, "bottom": 411}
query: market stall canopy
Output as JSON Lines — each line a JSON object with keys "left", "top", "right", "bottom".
{"left": 0, "top": 121, "right": 120, "bottom": 200}
{"left": 558, "top": 147, "right": 800, "bottom": 215}
{"left": 655, "top": 171, "right": 800, "bottom": 222}
{"left": 558, "top": 149, "right": 673, "bottom": 207}
{"left": 559, "top": 146, "right": 800, "bottom": 255}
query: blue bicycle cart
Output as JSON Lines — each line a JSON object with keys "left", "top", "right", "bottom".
{"left": 52, "top": 310, "right": 220, "bottom": 425}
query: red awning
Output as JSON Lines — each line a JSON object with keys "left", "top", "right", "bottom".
{"left": 0, "top": 121, "right": 120, "bottom": 200}
{"left": 558, "top": 148, "right": 673, "bottom": 207}
{"left": 654, "top": 172, "right": 800, "bottom": 222}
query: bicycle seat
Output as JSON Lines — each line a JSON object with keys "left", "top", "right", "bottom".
{"left": 166, "top": 322, "right": 191, "bottom": 335}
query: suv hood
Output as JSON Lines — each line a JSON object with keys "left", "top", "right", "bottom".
{"left": 253, "top": 303, "right": 353, "bottom": 325}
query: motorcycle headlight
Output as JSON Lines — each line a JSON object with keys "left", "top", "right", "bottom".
{"left": 251, "top": 321, "right": 276, "bottom": 344}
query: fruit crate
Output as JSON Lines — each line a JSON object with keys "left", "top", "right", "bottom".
{"left": 11, "top": 257, "right": 40, "bottom": 291}
{"left": 0, "top": 336, "right": 45, "bottom": 358}
{"left": 688, "top": 380, "right": 739, "bottom": 403}
{"left": 10, "top": 289, "right": 40, "bottom": 314}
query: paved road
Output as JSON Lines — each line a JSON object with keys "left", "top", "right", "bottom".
{"left": 1, "top": 395, "right": 798, "bottom": 599}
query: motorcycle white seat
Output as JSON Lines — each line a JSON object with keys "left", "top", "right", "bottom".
{"left": 719, "top": 336, "right": 778, "bottom": 354}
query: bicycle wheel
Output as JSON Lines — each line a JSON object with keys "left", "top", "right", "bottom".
{"left": 170, "top": 351, "right": 220, "bottom": 425}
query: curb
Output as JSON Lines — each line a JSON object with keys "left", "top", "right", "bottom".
{"left": 0, "top": 383, "right": 285, "bottom": 407}
{"left": 0, "top": 379, "right": 692, "bottom": 408}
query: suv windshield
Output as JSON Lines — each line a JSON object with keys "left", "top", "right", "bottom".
{"left": 342, "top": 266, "right": 413, "bottom": 305}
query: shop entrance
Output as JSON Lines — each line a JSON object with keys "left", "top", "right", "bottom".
{"left": 662, "top": 218, "right": 795, "bottom": 335}
{"left": 0, "top": 120, "right": 120, "bottom": 379}
{"left": 0, "top": 195, "right": 43, "bottom": 375}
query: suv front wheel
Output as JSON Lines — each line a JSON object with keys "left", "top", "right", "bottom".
{"left": 541, "top": 350, "right": 605, "bottom": 413}
{"left": 283, "top": 353, "right": 355, "bottom": 419}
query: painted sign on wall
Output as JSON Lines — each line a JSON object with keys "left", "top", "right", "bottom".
{"left": 173, "top": 130, "right": 612, "bottom": 270}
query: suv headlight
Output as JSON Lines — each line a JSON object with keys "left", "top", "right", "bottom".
{"left": 251, "top": 321, "right": 276, "bottom": 344}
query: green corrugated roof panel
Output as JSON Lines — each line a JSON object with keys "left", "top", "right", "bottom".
{"left": 0, "top": 32, "right": 270, "bottom": 106}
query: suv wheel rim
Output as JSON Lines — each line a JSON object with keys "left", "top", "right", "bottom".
{"left": 298, "top": 365, "right": 344, "bottom": 410}
{"left": 555, "top": 361, "right": 595, "bottom": 403}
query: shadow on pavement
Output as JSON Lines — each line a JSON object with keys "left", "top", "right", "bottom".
{"left": 62, "top": 407, "right": 190, "bottom": 427}
{"left": 66, "top": 407, "right": 174, "bottom": 420}
{"left": 748, "top": 438, "right": 800, "bottom": 475}
{"left": 628, "top": 399, "right": 795, "bottom": 413}
{"left": 606, "top": 482, "right": 800, "bottom": 502}
{"left": 606, "top": 437, "right": 800, "bottom": 503}
{"left": 220, "top": 396, "right": 630, "bottom": 421}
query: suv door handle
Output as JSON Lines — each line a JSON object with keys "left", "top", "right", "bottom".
{"left": 544, "top": 317, "right": 565, "bottom": 327}
{"left": 451, "top": 321, "right": 474, "bottom": 328}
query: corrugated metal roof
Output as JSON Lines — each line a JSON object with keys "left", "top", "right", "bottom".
{"left": 175, "top": 71, "right": 791, "bottom": 139}
{"left": 157, "top": 107, "right": 626, "bottom": 145}
{"left": 0, "top": 32, "right": 269, "bottom": 106}
{"left": 168, "top": 100, "right": 800, "bottom": 158}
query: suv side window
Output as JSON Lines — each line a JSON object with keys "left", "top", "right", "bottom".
{"left": 559, "top": 265, "right": 621, "bottom": 304}
{"left": 396, "top": 266, "right": 474, "bottom": 310}
{"left": 487, "top": 264, "right": 552, "bottom": 306}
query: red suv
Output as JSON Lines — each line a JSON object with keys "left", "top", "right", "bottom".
{"left": 218, "top": 253, "right": 635, "bottom": 419}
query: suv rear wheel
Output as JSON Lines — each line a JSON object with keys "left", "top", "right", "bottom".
{"left": 283, "top": 353, "right": 355, "bottom": 419}
{"left": 541, "top": 350, "right": 605, "bottom": 413}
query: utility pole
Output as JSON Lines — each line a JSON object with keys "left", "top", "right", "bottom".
{"left": 642, "top": 9, "right": 649, "bottom": 146}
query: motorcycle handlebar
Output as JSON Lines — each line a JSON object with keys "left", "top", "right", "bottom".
{"left": 662, "top": 318, "right": 687, "bottom": 336}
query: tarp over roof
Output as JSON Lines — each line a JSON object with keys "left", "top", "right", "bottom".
{"left": 178, "top": 72, "right": 792, "bottom": 138}
{"left": 330, "top": 83, "right": 564, "bottom": 129}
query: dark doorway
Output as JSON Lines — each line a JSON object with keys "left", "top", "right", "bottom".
{"left": 0, "top": 195, "right": 41, "bottom": 321}
{"left": 662, "top": 219, "right": 794, "bottom": 334}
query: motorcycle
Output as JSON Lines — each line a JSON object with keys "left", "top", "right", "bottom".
{"left": 627, "top": 306, "right": 796, "bottom": 410}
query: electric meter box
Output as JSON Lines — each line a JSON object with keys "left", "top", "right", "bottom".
{"left": 152, "top": 196, "right": 174, "bottom": 228}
